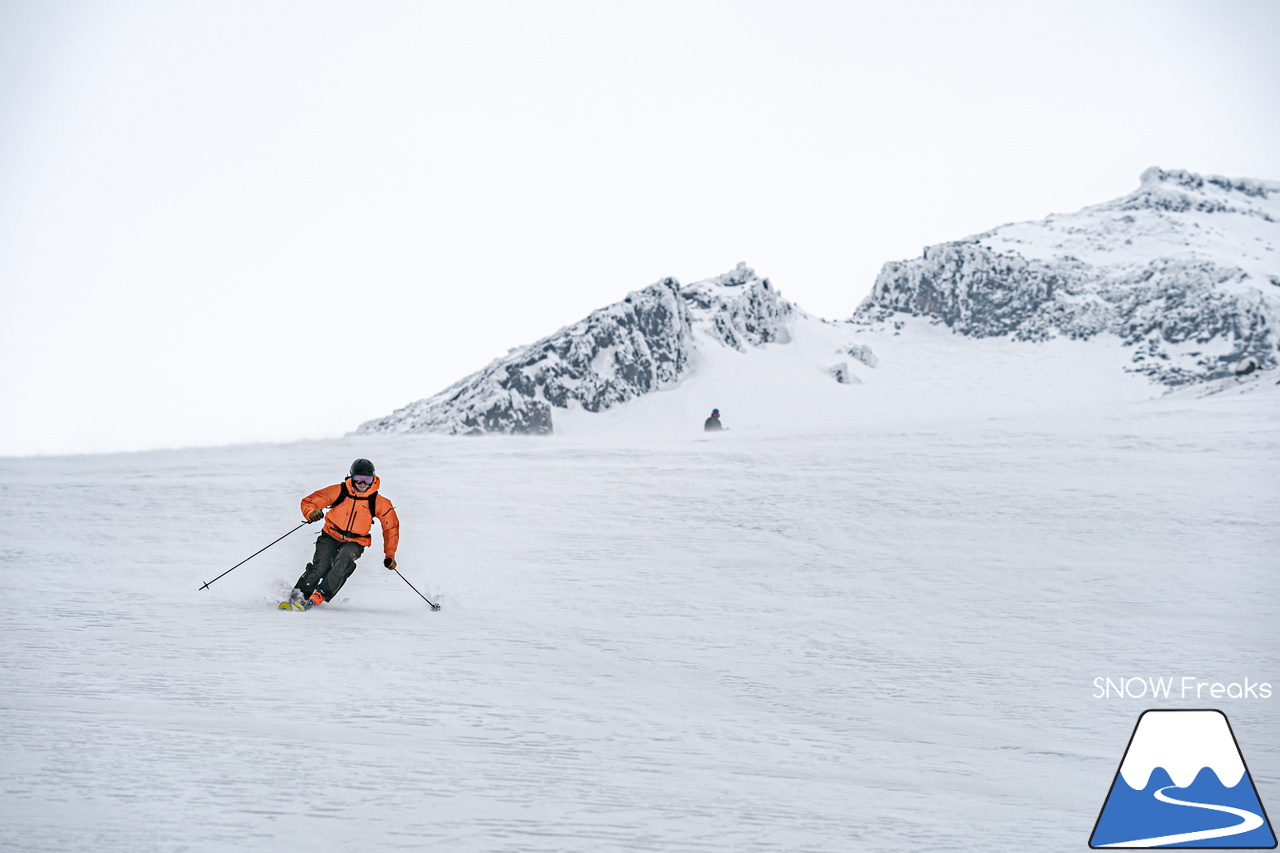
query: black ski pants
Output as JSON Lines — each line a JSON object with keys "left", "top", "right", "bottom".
{"left": 294, "top": 533, "right": 364, "bottom": 600}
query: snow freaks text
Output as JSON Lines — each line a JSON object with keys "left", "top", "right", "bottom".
{"left": 1093, "top": 677, "right": 1273, "bottom": 700}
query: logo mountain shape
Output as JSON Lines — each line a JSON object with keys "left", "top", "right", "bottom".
{"left": 1091, "top": 710, "right": 1276, "bottom": 848}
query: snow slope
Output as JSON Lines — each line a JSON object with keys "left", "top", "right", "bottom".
{"left": 551, "top": 311, "right": 1171, "bottom": 439}
{"left": 1, "top": 383, "right": 1277, "bottom": 852}
{"left": 3, "top": 169, "right": 1278, "bottom": 852}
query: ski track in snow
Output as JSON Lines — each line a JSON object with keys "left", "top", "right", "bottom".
{"left": 1, "top": 395, "right": 1278, "bottom": 852}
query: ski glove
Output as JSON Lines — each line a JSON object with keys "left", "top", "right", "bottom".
{"left": 384, "top": 557, "right": 397, "bottom": 570}
{"left": 306, "top": 508, "right": 324, "bottom": 523}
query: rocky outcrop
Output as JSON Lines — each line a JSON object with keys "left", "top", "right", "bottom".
{"left": 855, "top": 168, "right": 1280, "bottom": 385}
{"left": 355, "top": 264, "right": 791, "bottom": 435}
{"left": 683, "top": 263, "right": 794, "bottom": 349}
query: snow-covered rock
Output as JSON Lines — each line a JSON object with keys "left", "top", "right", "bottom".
{"left": 356, "top": 264, "right": 791, "bottom": 435}
{"left": 359, "top": 169, "right": 1280, "bottom": 438}
{"left": 682, "top": 262, "right": 794, "bottom": 350}
{"left": 857, "top": 168, "right": 1280, "bottom": 385}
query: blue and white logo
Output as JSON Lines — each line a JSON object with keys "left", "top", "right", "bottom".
{"left": 1091, "top": 710, "right": 1276, "bottom": 848}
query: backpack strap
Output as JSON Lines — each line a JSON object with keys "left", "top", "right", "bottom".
{"left": 327, "top": 483, "right": 381, "bottom": 529}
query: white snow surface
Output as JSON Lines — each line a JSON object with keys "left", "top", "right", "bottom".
{"left": 551, "top": 313, "right": 1166, "bottom": 439}
{"left": 1118, "top": 711, "right": 1246, "bottom": 790}
{"left": 2, "top": 346, "right": 1278, "bottom": 851}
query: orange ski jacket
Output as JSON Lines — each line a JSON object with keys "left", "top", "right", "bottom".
{"left": 301, "top": 476, "right": 399, "bottom": 558}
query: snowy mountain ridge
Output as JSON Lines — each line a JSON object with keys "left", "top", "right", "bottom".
{"left": 857, "top": 167, "right": 1280, "bottom": 385}
{"left": 356, "top": 263, "right": 791, "bottom": 436}
{"left": 359, "top": 168, "right": 1279, "bottom": 436}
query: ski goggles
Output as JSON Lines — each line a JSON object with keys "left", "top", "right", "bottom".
{"left": 352, "top": 475, "right": 375, "bottom": 487}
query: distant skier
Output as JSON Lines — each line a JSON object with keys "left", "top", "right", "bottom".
{"left": 284, "top": 458, "right": 400, "bottom": 610}
{"left": 704, "top": 409, "right": 724, "bottom": 431}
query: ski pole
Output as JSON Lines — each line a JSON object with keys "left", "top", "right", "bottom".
{"left": 199, "top": 520, "right": 311, "bottom": 590}
{"left": 393, "top": 567, "right": 441, "bottom": 610}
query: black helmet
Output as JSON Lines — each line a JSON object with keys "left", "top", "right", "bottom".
{"left": 349, "top": 458, "right": 375, "bottom": 478}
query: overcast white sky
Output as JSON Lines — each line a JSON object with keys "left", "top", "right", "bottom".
{"left": 2, "top": 0, "right": 1278, "bottom": 456}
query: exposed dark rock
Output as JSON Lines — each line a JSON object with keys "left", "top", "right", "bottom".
{"left": 854, "top": 169, "right": 1280, "bottom": 385}
{"left": 356, "top": 264, "right": 791, "bottom": 436}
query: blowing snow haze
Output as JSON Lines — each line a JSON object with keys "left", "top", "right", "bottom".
{"left": 357, "top": 168, "right": 1280, "bottom": 438}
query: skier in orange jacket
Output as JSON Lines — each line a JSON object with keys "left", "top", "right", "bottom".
{"left": 287, "top": 458, "right": 400, "bottom": 609}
